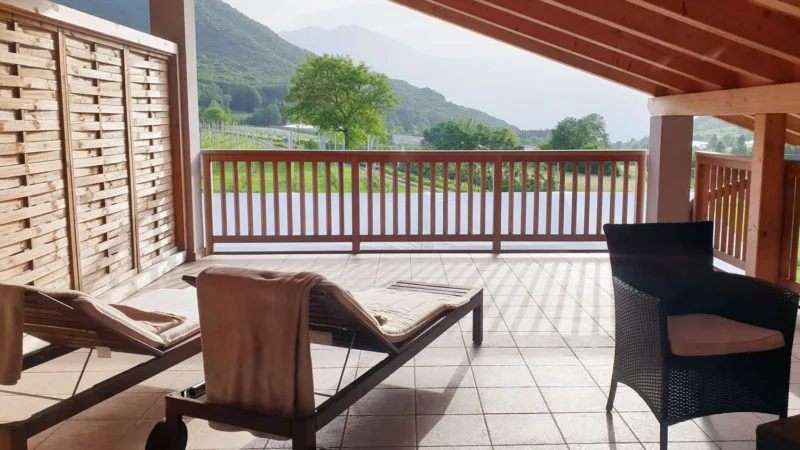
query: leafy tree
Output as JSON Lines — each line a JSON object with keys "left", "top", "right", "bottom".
{"left": 422, "top": 119, "right": 522, "bottom": 150}
{"left": 543, "top": 113, "right": 610, "bottom": 149}
{"left": 285, "top": 55, "right": 399, "bottom": 149}
{"left": 198, "top": 82, "right": 225, "bottom": 108}
{"left": 733, "top": 134, "right": 747, "bottom": 155}
{"left": 250, "top": 102, "right": 284, "bottom": 126}
{"left": 201, "top": 103, "right": 233, "bottom": 123}
{"left": 230, "top": 85, "right": 263, "bottom": 112}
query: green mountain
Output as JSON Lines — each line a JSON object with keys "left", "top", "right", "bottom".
{"left": 55, "top": 0, "right": 534, "bottom": 138}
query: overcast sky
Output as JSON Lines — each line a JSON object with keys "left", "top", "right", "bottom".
{"left": 224, "top": 0, "right": 651, "bottom": 141}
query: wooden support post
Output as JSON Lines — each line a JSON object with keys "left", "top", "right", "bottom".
{"left": 149, "top": 0, "right": 203, "bottom": 260}
{"left": 745, "top": 113, "right": 787, "bottom": 282}
{"left": 646, "top": 116, "right": 693, "bottom": 223}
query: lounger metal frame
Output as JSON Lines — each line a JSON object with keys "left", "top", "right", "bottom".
{"left": 0, "top": 289, "right": 202, "bottom": 450}
{"left": 150, "top": 278, "right": 484, "bottom": 450}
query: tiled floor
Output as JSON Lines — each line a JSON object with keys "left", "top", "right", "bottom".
{"left": 4, "top": 253, "right": 798, "bottom": 449}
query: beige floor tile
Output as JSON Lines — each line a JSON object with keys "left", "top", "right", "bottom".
{"left": 512, "top": 331, "right": 568, "bottom": 347}
{"left": 522, "top": 347, "right": 582, "bottom": 366}
{"left": 485, "top": 413, "right": 564, "bottom": 446}
{"left": 343, "top": 415, "right": 416, "bottom": 447}
{"left": 505, "top": 316, "right": 558, "bottom": 333}
{"left": 266, "top": 416, "right": 344, "bottom": 448}
{"left": 414, "top": 365, "right": 475, "bottom": 389}
{"left": 415, "top": 387, "right": 483, "bottom": 415}
{"left": 471, "top": 365, "right": 535, "bottom": 387}
{"left": 185, "top": 419, "right": 268, "bottom": 449}
{"left": 0, "top": 395, "right": 63, "bottom": 422}
{"left": 622, "top": 412, "right": 714, "bottom": 443}
{"left": 37, "top": 419, "right": 136, "bottom": 450}
{"left": 357, "top": 365, "right": 414, "bottom": 389}
{"left": 694, "top": 413, "right": 765, "bottom": 442}
{"left": 414, "top": 347, "right": 469, "bottom": 366}
{"left": 530, "top": 365, "right": 596, "bottom": 387}
{"left": 573, "top": 347, "right": 616, "bottom": 366}
{"left": 478, "top": 387, "right": 548, "bottom": 413}
{"left": 467, "top": 347, "right": 526, "bottom": 366}
{"left": 416, "top": 414, "right": 490, "bottom": 446}
{"left": 350, "top": 388, "right": 415, "bottom": 415}
{"left": 541, "top": 386, "right": 609, "bottom": 413}
{"left": 569, "top": 444, "right": 645, "bottom": 449}
{"left": 74, "top": 392, "right": 162, "bottom": 420}
{"left": 554, "top": 412, "right": 637, "bottom": 443}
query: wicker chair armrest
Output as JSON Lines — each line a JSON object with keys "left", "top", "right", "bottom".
{"left": 611, "top": 276, "right": 668, "bottom": 362}
{"left": 688, "top": 271, "right": 799, "bottom": 341}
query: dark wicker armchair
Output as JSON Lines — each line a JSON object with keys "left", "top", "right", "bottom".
{"left": 604, "top": 222, "right": 799, "bottom": 450}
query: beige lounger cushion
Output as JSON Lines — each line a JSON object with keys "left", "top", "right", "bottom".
{"left": 667, "top": 314, "right": 785, "bottom": 356}
{"left": 319, "top": 281, "right": 474, "bottom": 343}
{"left": 68, "top": 288, "right": 199, "bottom": 349}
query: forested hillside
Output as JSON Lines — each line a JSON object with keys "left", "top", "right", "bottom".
{"left": 56, "top": 0, "right": 534, "bottom": 137}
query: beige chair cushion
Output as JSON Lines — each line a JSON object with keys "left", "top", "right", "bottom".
{"left": 667, "top": 314, "right": 785, "bottom": 356}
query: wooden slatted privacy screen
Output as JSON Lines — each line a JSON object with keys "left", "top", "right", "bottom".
{"left": 0, "top": 9, "right": 184, "bottom": 296}
{"left": 202, "top": 149, "right": 647, "bottom": 253}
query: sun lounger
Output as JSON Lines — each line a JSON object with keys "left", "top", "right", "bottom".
{"left": 146, "top": 274, "right": 483, "bottom": 450}
{"left": 0, "top": 285, "right": 201, "bottom": 450}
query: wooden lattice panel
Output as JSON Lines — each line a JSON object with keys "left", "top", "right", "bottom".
{"left": 128, "top": 50, "right": 177, "bottom": 270}
{"left": 65, "top": 35, "right": 136, "bottom": 295}
{"left": 0, "top": 20, "right": 71, "bottom": 289}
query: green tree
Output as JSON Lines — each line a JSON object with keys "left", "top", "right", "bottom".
{"left": 733, "top": 134, "right": 747, "bottom": 155}
{"left": 284, "top": 55, "right": 399, "bottom": 149}
{"left": 201, "top": 102, "right": 233, "bottom": 123}
{"left": 423, "top": 119, "right": 522, "bottom": 150}
{"left": 543, "top": 113, "right": 610, "bottom": 149}
{"left": 250, "top": 102, "right": 284, "bottom": 126}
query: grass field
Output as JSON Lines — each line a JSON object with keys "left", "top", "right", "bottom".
{"left": 210, "top": 161, "right": 641, "bottom": 195}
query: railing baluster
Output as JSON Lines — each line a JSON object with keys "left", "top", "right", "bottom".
{"left": 443, "top": 162, "right": 449, "bottom": 235}
{"left": 546, "top": 162, "right": 553, "bottom": 236}
{"left": 558, "top": 162, "right": 565, "bottom": 235}
{"left": 742, "top": 170, "right": 749, "bottom": 260}
{"left": 312, "top": 161, "right": 319, "bottom": 236}
{"left": 728, "top": 168, "right": 738, "bottom": 256}
{"left": 367, "top": 162, "right": 373, "bottom": 235}
{"left": 635, "top": 154, "right": 646, "bottom": 224}
{"left": 220, "top": 161, "right": 228, "bottom": 237}
{"left": 417, "top": 162, "right": 423, "bottom": 235}
{"left": 468, "top": 163, "right": 474, "bottom": 235}
{"left": 393, "top": 161, "right": 399, "bottom": 236}
{"left": 338, "top": 162, "right": 344, "bottom": 236}
{"left": 203, "top": 157, "right": 214, "bottom": 252}
{"left": 734, "top": 169, "right": 745, "bottom": 259}
{"left": 259, "top": 162, "right": 266, "bottom": 235}
{"left": 351, "top": 157, "right": 360, "bottom": 253}
{"left": 430, "top": 162, "right": 436, "bottom": 235}
{"left": 720, "top": 167, "right": 731, "bottom": 253}
{"left": 609, "top": 161, "right": 617, "bottom": 225}
{"left": 299, "top": 161, "right": 307, "bottom": 236}
{"left": 405, "top": 163, "right": 411, "bottom": 235}
{"left": 533, "top": 162, "right": 540, "bottom": 235}
{"left": 520, "top": 162, "right": 527, "bottom": 235}
{"left": 480, "top": 162, "right": 487, "bottom": 236}
{"left": 713, "top": 165, "right": 723, "bottom": 250}
{"left": 286, "top": 161, "right": 293, "bottom": 236}
{"left": 380, "top": 162, "right": 386, "bottom": 236}
{"left": 272, "top": 162, "right": 280, "bottom": 235}
{"left": 584, "top": 162, "right": 591, "bottom": 234}
{"left": 571, "top": 162, "right": 578, "bottom": 234}
{"left": 233, "top": 161, "right": 241, "bottom": 236}
{"left": 456, "top": 162, "right": 462, "bottom": 235}
{"left": 492, "top": 158, "right": 503, "bottom": 252}
{"left": 508, "top": 162, "right": 515, "bottom": 235}
{"left": 622, "top": 161, "right": 629, "bottom": 224}
{"left": 325, "top": 162, "right": 332, "bottom": 236}
{"left": 596, "top": 161, "right": 604, "bottom": 236}
{"left": 246, "top": 161, "right": 253, "bottom": 236}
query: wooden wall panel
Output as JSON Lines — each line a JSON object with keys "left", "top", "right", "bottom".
{"left": 0, "top": 19, "right": 72, "bottom": 290}
{"left": 65, "top": 35, "right": 136, "bottom": 296}
{"left": 128, "top": 49, "right": 178, "bottom": 270}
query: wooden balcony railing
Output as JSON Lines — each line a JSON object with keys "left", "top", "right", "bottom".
{"left": 201, "top": 149, "right": 647, "bottom": 253}
{"left": 693, "top": 152, "right": 752, "bottom": 268}
{"left": 694, "top": 152, "right": 800, "bottom": 291}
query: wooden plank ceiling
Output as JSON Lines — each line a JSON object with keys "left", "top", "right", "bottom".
{"left": 389, "top": 0, "right": 800, "bottom": 145}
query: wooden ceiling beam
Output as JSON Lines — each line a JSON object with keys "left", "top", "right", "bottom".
{"left": 649, "top": 82, "right": 800, "bottom": 116}
{"left": 390, "top": 0, "right": 669, "bottom": 95}
{"left": 750, "top": 0, "right": 800, "bottom": 19}
{"left": 480, "top": 0, "right": 737, "bottom": 89}
{"left": 541, "top": 0, "right": 798, "bottom": 84}
{"left": 426, "top": 0, "right": 703, "bottom": 93}
{"left": 626, "top": 0, "right": 800, "bottom": 65}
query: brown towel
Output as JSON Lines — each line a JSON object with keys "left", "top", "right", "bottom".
{"left": 110, "top": 304, "right": 186, "bottom": 335}
{"left": 0, "top": 283, "right": 25, "bottom": 385}
{"left": 196, "top": 265, "right": 321, "bottom": 420}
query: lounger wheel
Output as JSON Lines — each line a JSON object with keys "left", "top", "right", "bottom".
{"left": 146, "top": 418, "right": 187, "bottom": 450}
